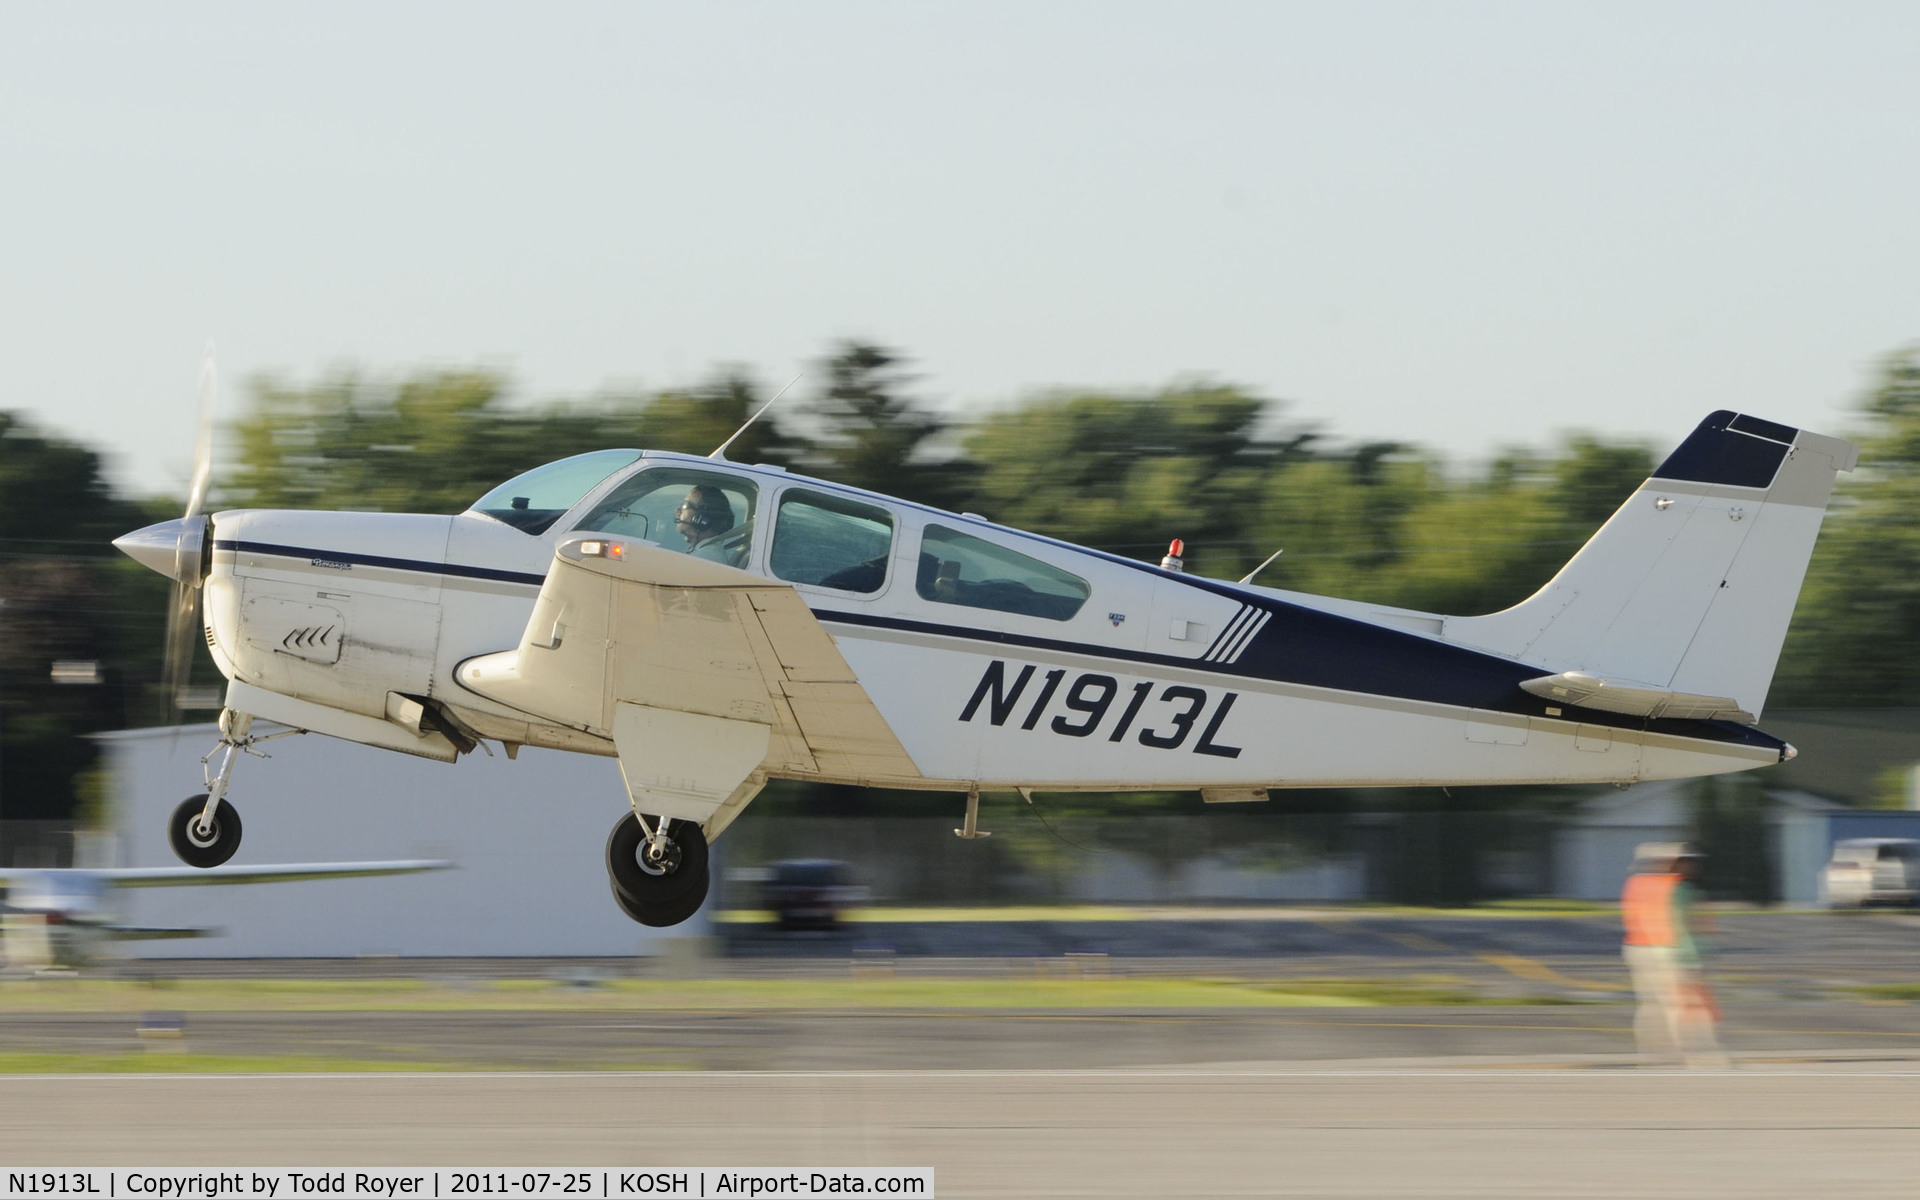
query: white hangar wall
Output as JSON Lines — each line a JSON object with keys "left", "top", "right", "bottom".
{"left": 98, "top": 724, "right": 701, "bottom": 956}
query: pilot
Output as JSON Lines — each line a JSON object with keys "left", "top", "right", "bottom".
{"left": 676, "top": 486, "right": 737, "bottom": 560}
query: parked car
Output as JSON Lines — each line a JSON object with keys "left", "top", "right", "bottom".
{"left": 1821, "top": 838, "right": 1920, "bottom": 907}
{"left": 763, "top": 859, "right": 865, "bottom": 930}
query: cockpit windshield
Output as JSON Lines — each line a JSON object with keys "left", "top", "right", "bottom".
{"left": 468, "top": 450, "right": 642, "bottom": 535}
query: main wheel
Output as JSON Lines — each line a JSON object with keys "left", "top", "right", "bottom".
{"left": 168, "top": 794, "right": 242, "bottom": 868}
{"left": 609, "top": 870, "right": 710, "bottom": 928}
{"left": 606, "top": 813, "right": 709, "bottom": 904}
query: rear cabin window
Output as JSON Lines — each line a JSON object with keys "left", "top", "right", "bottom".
{"left": 571, "top": 467, "right": 759, "bottom": 567}
{"left": 769, "top": 490, "right": 895, "bottom": 594}
{"left": 916, "top": 525, "right": 1090, "bottom": 621}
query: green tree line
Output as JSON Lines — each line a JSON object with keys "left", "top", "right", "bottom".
{"left": 6, "top": 339, "right": 1917, "bottom": 825}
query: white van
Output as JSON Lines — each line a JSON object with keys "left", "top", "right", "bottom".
{"left": 1821, "top": 838, "right": 1920, "bottom": 907}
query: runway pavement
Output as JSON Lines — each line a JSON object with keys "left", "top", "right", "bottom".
{"left": 5, "top": 1067, "right": 1919, "bottom": 1197}
{"left": 5, "top": 910, "right": 1919, "bottom": 1195}
{"left": 4, "top": 1003, "right": 1920, "bottom": 1071}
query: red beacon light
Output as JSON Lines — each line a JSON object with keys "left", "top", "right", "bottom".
{"left": 1161, "top": 539, "right": 1185, "bottom": 573}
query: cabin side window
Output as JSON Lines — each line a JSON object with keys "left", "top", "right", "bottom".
{"left": 916, "top": 524, "right": 1090, "bottom": 621}
{"left": 570, "top": 467, "right": 759, "bottom": 566}
{"left": 769, "top": 490, "right": 895, "bottom": 594}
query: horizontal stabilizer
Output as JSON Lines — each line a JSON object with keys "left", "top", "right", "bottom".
{"left": 1519, "top": 671, "right": 1755, "bottom": 724}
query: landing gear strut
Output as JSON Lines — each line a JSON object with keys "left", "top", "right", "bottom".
{"left": 605, "top": 812, "right": 710, "bottom": 927}
{"left": 166, "top": 708, "right": 302, "bottom": 868}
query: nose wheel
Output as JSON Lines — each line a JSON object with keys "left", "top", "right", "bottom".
{"left": 605, "top": 812, "right": 710, "bottom": 926}
{"left": 168, "top": 795, "right": 242, "bottom": 867}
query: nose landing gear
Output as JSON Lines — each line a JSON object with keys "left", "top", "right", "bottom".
{"left": 166, "top": 708, "right": 304, "bottom": 868}
{"left": 605, "top": 812, "right": 710, "bottom": 927}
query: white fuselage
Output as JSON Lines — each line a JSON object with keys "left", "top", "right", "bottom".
{"left": 196, "top": 451, "right": 1788, "bottom": 795}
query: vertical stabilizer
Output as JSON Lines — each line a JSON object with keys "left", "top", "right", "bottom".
{"left": 1443, "top": 411, "right": 1856, "bottom": 720}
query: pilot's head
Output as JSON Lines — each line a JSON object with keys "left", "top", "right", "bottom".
{"left": 675, "top": 486, "right": 735, "bottom": 547}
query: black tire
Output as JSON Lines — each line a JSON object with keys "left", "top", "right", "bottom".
{"left": 168, "top": 795, "right": 242, "bottom": 868}
{"left": 609, "top": 871, "right": 709, "bottom": 928}
{"left": 606, "top": 813, "right": 708, "bottom": 904}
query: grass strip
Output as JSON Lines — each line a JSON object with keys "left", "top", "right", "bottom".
{"left": 1846, "top": 985, "right": 1920, "bottom": 1003}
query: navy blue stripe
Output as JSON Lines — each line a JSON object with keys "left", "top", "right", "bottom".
{"left": 213, "top": 539, "right": 547, "bottom": 588}
{"left": 812, "top": 606, "right": 1786, "bottom": 752}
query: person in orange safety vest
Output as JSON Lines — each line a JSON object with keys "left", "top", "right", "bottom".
{"left": 1622, "top": 842, "right": 1726, "bottom": 1067}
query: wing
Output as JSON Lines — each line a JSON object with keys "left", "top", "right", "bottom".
{"left": 1519, "top": 671, "right": 1756, "bottom": 724}
{"left": 92, "top": 861, "right": 452, "bottom": 888}
{"left": 100, "top": 925, "right": 218, "bottom": 940}
{"left": 456, "top": 535, "right": 923, "bottom": 835}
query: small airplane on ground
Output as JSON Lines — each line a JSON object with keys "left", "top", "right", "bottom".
{"left": 0, "top": 859, "right": 449, "bottom": 970}
{"left": 113, "top": 355, "right": 1858, "bottom": 928}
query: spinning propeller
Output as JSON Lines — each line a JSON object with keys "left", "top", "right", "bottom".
{"left": 113, "top": 344, "right": 219, "bottom": 723}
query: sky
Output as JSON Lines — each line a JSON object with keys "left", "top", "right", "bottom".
{"left": 3, "top": 1, "right": 1917, "bottom": 499}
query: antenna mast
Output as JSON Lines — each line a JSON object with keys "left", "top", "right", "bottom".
{"left": 1238, "top": 548, "right": 1284, "bottom": 585}
{"left": 710, "top": 373, "right": 803, "bottom": 460}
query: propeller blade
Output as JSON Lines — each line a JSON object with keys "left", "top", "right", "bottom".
{"left": 164, "top": 342, "right": 218, "bottom": 723}
{"left": 183, "top": 342, "right": 216, "bottom": 520}
{"left": 161, "top": 574, "right": 201, "bottom": 724}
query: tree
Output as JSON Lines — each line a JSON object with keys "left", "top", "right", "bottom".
{"left": 225, "top": 368, "right": 521, "bottom": 513}
{"left": 1774, "top": 345, "right": 1920, "bottom": 707}
{"left": 0, "top": 415, "right": 154, "bottom": 820}
{"left": 224, "top": 367, "right": 800, "bottom": 517}
{"left": 799, "top": 343, "right": 970, "bottom": 508}
{"left": 1331, "top": 435, "right": 1654, "bottom": 616}
{"left": 963, "top": 382, "right": 1309, "bottom": 576}
{"left": 637, "top": 370, "right": 803, "bottom": 468}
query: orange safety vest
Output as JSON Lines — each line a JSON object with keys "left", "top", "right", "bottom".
{"left": 1621, "top": 872, "right": 1679, "bottom": 946}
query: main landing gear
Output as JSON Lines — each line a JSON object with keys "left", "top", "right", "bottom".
{"left": 605, "top": 812, "right": 710, "bottom": 927}
{"left": 167, "top": 709, "right": 301, "bottom": 868}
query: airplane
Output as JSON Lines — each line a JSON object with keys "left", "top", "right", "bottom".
{"left": 111, "top": 359, "right": 1858, "bottom": 929}
{"left": 0, "top": 859, "right": 450, "bottom": 971}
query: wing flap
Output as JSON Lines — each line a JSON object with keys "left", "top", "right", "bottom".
{"left": 1520, "top": 671, "right": 1756, "bottom": 724}
{"left": 750, "top": 592, "right": 863, "bottom": 683}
